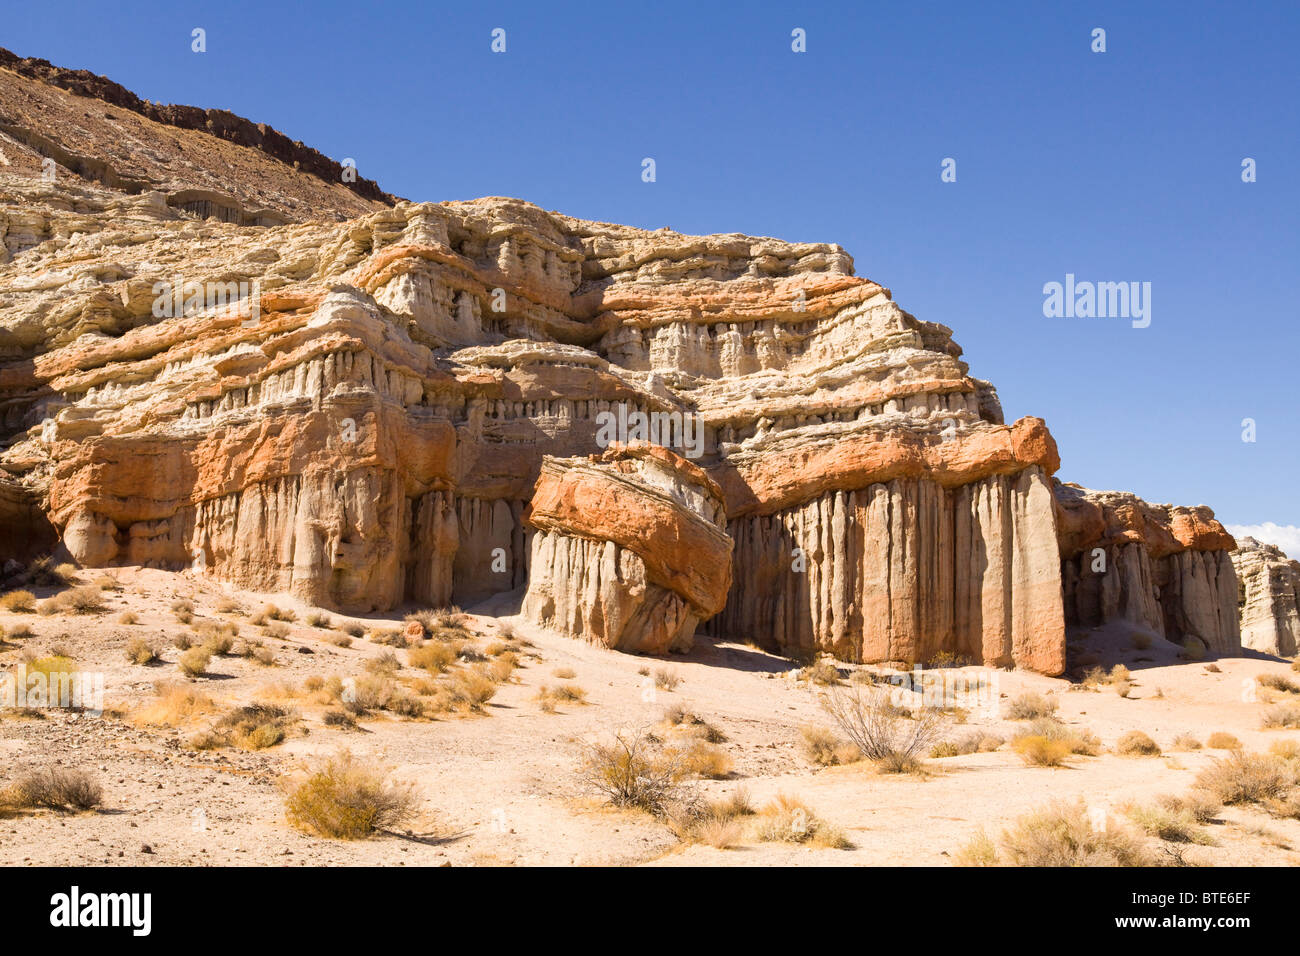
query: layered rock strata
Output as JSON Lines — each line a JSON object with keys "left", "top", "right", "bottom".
{"left": 1054, "top": 482, "right": 1241, "bottom": 654}
{"left": 522, "top": 444, "right": 732, "bottom": 653}
{"left": 1231, "top": 538, "right": 1300, "bottom": 658}
{"left": 0, "top": 54, "right": 1257, "bottom": 674}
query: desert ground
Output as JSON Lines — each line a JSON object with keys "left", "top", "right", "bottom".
{"left": 1, "top": 565, "right": 1298, "bottom": 867}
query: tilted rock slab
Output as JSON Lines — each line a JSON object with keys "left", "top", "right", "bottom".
{"left": 1054, "top": 482, "right": 1241, "bottom": 654}
{"left": 1231, "top": 537, "right": 1300, "bottom": 658}
{"left": 522, "top": 444, "right": 732, "bottom": 653}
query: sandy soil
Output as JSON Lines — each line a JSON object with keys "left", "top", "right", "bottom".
{"left": 2, "top": 566, "right": 1299, "bottom": 867}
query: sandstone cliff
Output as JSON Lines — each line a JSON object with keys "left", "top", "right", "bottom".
{"left": 0, "top": 54, "right": 1265, "bottom": 676}
{"left": 1231, "top": 537, "right": 1300, "bottom": 657}
{"left": 1054, "top": 482, "right": 1241, "bottom": 655}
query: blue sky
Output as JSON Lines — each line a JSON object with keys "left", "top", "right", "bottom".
{"left": 5, "top": 0, "right": 1298, "bottom": 542}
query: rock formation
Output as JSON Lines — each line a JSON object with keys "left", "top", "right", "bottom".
{"left": 1054, "top": 482, "right": 1241, "bottom": 654}
{"left": 0, "top": 52, "right": 1267, "bottom": 674}
{"left": 1231, "top": 537, "right": 1300, "bottom": 657}
{"left": 522, "top": 443, "right": 731, "bottom": 653}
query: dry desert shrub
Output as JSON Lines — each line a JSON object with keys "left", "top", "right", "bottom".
{"left": 21, "top": 557, "right": 77, "bottom": 588}
{"left": 674, "top": 739, "right": 733, "bottom": 779}
{"left": 1012, "top": 735, "right": 1071, "bottom": 767}
{"left": 1261, "top": 705, "right": 1300, "bottom": 729}
{"left": 342, "top": 622, "right": 365, "bottom": 638}
{"left": 1116, "top": 730, "right": 1162, "bottom": 756}
{"left": 327, "top": 633, "right": 353, "bottom": 648}
{"left": 820, "top": 682, "right": 943, "bottom": 773}
{"left": 253, "top": 646, "right": 276, "bottom": 667}
{"left": 753, "top": 793, "right": 851, "bottom": 849}
{"left": 3, "top": 767, "right": 103, "bottom": 811}
{"left": 178, "top": 646, "right": 213, "bottom": 678}
{"left": 365, "top": 651, "right": 402, "bottom": 677}
{"left": 0, "top": 590, "right": 36, "bottom": 613}
{"left": 662, "top": 704, "right": 724, "bottom": 742}
{"left": 134, "top": 684, "right": 216, "bottom": 726}
{"left": 283, "top": 751, "right": 417, "bottom": 839}
{"left": 217, "top": 703, "right": 297, "bottom": 749}
{"left": 1195, "top": 751, "right": 1295, "bottom": 805}
{"left": 653, "top": 668, "right": 682, "bottom": 691}
{"left": 124, "top": 637, "right": 162, "bottom": 665}
{"left": 1006, "top": 693, "right": 1058, "bottom": 719}
{"left": 580, "top": 728, "right": 683, "bottom": 815}
{"left": 304, "top": 611, "right": 332, "bottom": 629}
{"left": 408, "top": 643, "right": 456, "bottom": 673}
{"left": 1269, "top": 739, "right": 1300, "bottom": 761}
{"left": 931, "top": 732, "right": 1005, "bottom": 758}
{"left": 799, "top": 724, "right": 862, "bottom": 765}
{"left": 448, "top": 666, "right": 498, "bottom": 709}
{"left": 958, "top": 800, "right": 1153, "bottom": 867}
{"left": 1014, "top": 718, "right": 1101, "bottom": 756}
{"left": 1125, "top": 803, "right": 1214, "bottom": 845}
{"left": 1157, "top": 791, "right": 1222, "bottom": 824}
{"left": 692, "top": 816, "right": 744, "bottom": 850}
{"left": 265, "top": 621, "right": 290, "bottom": 639}
{"left": 5, "top": 623, "right": 33, "bottom": 640}
{"left": 552, "top": 666, "right": 576, "bottom": 679}
{"left": 39, "top": 587, "right": 104, "bottom": 616}
{"left": 1172, "top": 732, "right": 1202, "bottom": 750}
{"left": 1258, "top": 673, "right": 1300, "bottom": 694}
{"left": 1205, "top": 731, "right": 1242, "bottom": 750}
{"left": 368, "top": 628, "right": 406, "bottom": 647}
{"left": 799, "top": 658, "right": 841, "bottom": 685}
{"left": 1114, "top": 679, "right": 1133, "bottom": 698}
{"left": 116, "top": 610, "right": 139, "bottom": 625}
{"left": 171, "top": 599, "right": 194, "bottom": 622}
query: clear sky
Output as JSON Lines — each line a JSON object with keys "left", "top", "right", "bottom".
{"left": 5, "top": 0, "right": 1298, "bottom": 545}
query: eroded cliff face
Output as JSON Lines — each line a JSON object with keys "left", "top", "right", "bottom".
{"left": 0, "top": 55, "right": 1256, "bottom": 674}
{"left": 1231, "top": 538, "right": 1300, "bottom": 658}
{"left": 1054, "top": 482, "right": 1241, "bottom": 655}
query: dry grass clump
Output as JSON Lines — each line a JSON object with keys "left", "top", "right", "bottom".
{"left": 674, "top": 739, "right": 733, "bottom": 779}
{"left": 134, "top": 684, "right": 216, "bottom": 727}
{"left": 1172, "top": 732, "right": 1202, "bottom": 750}
{"left": 342, "top": 622, "right": 366, "bottom": 638}
{"left": 0, "top": 590, "right": 36, "bottom": 613}
{"left": 116, "top": 610, "right": 139, "bottom": 625}
{"left": 323, "top": 710, "right": 358, "bottom": 730}
{"left": 178, "top": 646, "right": 213, "bottom": 678}
{"left": 1205, "top": 731, "right": 1242, "bottom": 750}
{"left": 820, "top": 683, "right": 943, "bottom": 773}
{"left": 265, "top": 621, "right": 290, "bottom": 639}
{"left": 1269, "top": 739, "right": 1300, "bottom": 761}
{"left": 194, "top": 620, "right": 238, "bottom": 654}
{"left": 1195, "top": 751, "right": 1296, "bottom": 805}
{"left": 1013, "top": 718, "right": 1101, "bottom": 756}
{"left": 38, "top": 587, "right": 105, "bottom": 616}
{"left": 408, "top": 643, "right": 456, "bottom": 673}
{"left": 668, "top": 788, "right": 756, "bottom": 849}
{"left": 1258, "top": 673, "right": 1300, "bottom": 694}
{"left": 20, "top": 557, "right": 78, "bottom": 588}
{"left": 1157, "top": 790, "right": 1222, "bottom": 824}
{"left": 448, "top": 665, "right": 498, "bottom": 709}
{"left": 368, "top": 628, "right": 407, "bottom": 648}
{"left": 552, "top": 666, "right": 576, "bottom": 680}
{"left": 799, "top": 724, "right": 862, "bottom": 765}
{"left": 580, "top": 728, "right": 683, "bottom": 815}
{"left": 5, "top": 623, "right": 34, "bottom": 640}
{"left": 2, "top": 767, "right": 103, "bottom": 811}
{"left": 799, "top": 658, "right": 841, "bottom": 685}
{"left": 1116, "top": 730, "right": 1162, "bottom": 756}
{"left": 365, "top": 651, "right": 402, "bottom": 676}
{"left": 753, "top": 793, "right": 851, "bottom": 849}
{"left": 931, "top": 732, "right": 1004, "bottom": 758}
{"left": 1012, "top": 735, "right": 1072, "bottom": 767}
{"left": 124, "top": 637, "right": 162, "bottom": 665}
{"left": 304, "top": 611, "right": 332, "bottom": 629}
{"left": 171, "top": 599, "right": 194, "bottom": 623}
{"left": 956, "top": 800, "right": 1153, "bottom": 867}
{"left": 216, "top": 703, "right": 297, "bottom": 749}
{"left": 1261, "top": 705, "right": 1300, "bottom": 729}
{"left": 661, "top": 704, "right": 725, "bottom": 743}
{"left": 653, "top": 668, "right": 682, "bottom": 692}
{"left": 327, "top": 633, "right": 353, "bottom": 648}
{"left": 1125, "top": 803, "right": 1215, "bottom": 845}
{"left": 1113, "top": 678, "right": 1133, "bottom": 698}
{"left": 1005, "top": 692, "right": 1058, "bottom": 719}
{"left": 282, "top": 751, "right": 417, "bottom": 839}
